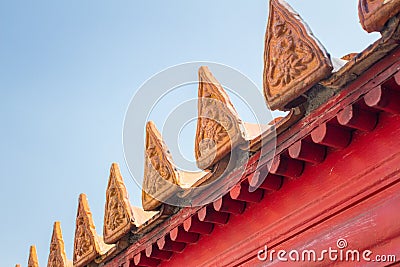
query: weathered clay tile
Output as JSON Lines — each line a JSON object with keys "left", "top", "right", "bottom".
{"left": 73, "top": 193, "right": 101, "bottom": 266}
{"left": 195, "top": 66, "right": 246, "bottom": 170}
{"left": 142, "top": 121, "right": 180, "bottom": 211}
{"left": 142, "top": 121, "right": 211, "bottom": 210}
{"left": 28, "top": 245, "right": 39, "bottom": 267}
{"left": 47, "top": 222, "right": 71, "bottom": 267}
{"left": 103, "top": 163, "right": 135, "bottom": 244}
{"left": 264, "top": 0, "right": 333, "bottom": 110}
{"left": 359, "top": 0, "right": 400, "bottom": 32}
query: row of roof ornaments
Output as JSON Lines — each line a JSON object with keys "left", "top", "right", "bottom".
{"left": 23, "top": 0, "right": 400, "bottom": 266}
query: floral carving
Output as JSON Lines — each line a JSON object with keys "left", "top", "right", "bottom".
{"left": 195, "top": 66, "right": 244, "bottom": 170}
{"left": 359, "top": 0, "right": 400, "bottom": 32}
{"left": 142, "top": 121, "right": 179, "bottom": 211}
{"left": 47, "top": 222, "right": 68, "bottom": 267}
{"left": 75, "top": 216, "right": 93, "bottom": 258}
{"left": 73, "top": 194, "right": 100, "bottom": 267}
{"left": 267, "top": 12, "right": 314, "bottom": 89}
{"left": 264, "top": 0, "right": 332, "bottom": 110}
{"left": 104, "top": 163, "right": 133, "bottom": 244}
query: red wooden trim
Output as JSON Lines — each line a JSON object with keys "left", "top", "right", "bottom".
{"left": 270, "top": 154, "right": 304, "bottom": 179}
{"left": 183, "top": 216, "right": 213, "bottom": 235}
{"left": 242, "top": 182, "right": 400, "bottom": 266}
{"left": 169, "top": 226, "right": 199, "bottom": 244}
{"left": 311, "top": 123, "right": 352, "bottom": 149}
{"left": 288, "top": 140, "right": 326, "bottom": 164}
{"left": 213, "top": 195, "right": 246, "bottom": 215}
{"left": 145, "top": 245, "right": 172, "bottom": 261}
{"left": 337, "top": 105, "right": 378, "bottom": 131}
{"left": 248, "top": 172, "right": 283, "bottom": 192}
{"left": 364, "top": 85, "right": 400, "bottom": 113}
{"left": 198, "top": 205, "right": 229, "bottom": 225}
{"left": 156, "top": 235, "right": 185, "bottom": 253}
{"left": 229, "top": 182, "right": 263, "bottom": 203}
{"left": 105, "top": 46, "right": 400, "bottom": 267}
{"left": 132, "top": 251, "right": 160, "bottom": 267}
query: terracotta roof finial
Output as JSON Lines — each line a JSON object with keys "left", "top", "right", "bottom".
{"left": 142, "top": 121, "right": 180, "bottom": 211}
{"left": 263, "top": 0, "right": 333, "bottom": 110}
{"left": 28, "top": 245, "right": 39, "bottom": 267}
{"left": 103, "top": 163, "right": 135, "bottom": 244}
{"left": 359, "top": 0, "right": 400, "bottom": 33}
{"left": 47, "top": 222, "right": 71, "bottom": 267}
{"left": 195, "top": 66, "right": 245, "bottom": 170}
{"left": 73, "top": 193, "right": 101, "bottom": 267}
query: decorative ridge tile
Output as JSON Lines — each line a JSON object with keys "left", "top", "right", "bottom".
{"left": 264, "top": 0, "right": 333, "bottom": 110}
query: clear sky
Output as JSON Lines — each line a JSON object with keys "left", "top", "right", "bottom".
{"left": 0, "top": 0, "right": 380, "bottom": 266}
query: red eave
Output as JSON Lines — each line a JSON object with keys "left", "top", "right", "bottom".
{"left": 104, "top": 46, "right": 400, "bottom": 267}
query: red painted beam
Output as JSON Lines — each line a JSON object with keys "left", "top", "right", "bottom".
{"left": 311, "top": 123, "right": 352, "bottom": 149}
{"left": 132, "top": 251, "right": 160, "bottom": 267}
{"left": 269, "top": 155, "right": 304, "bottom": 179}
{"left": 230, "top": 182, "right": 263, "bottom": 203}
{"left": 364, "top": 85, "right": 400, "bottom": 113}
{"left": 145, "top": 244, "right": 172, "bottom": 261}
{"left": 337, "top": 105, "right": 378, "bottom": 132}
{"left": 213, "top": 194, "right": 246, "bottom": 215}
{"left": 197, "top": 205, "right": 229, "bottom": 225}
{"left": 288, "top": 139, "right": 326, "bottom": 164}
{"left": 183, "top": 216, "right": 213, "bottom": 235}
{"left": 170, "top": 226, "right": 199, "bottom": 244}
{"left": 156, "top": 234, "right": 185, "bottom": 253}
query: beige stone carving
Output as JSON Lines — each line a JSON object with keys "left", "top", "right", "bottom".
{"left": 103, "top": 163, "right": 135, "bottom": 244}
{"left": 264, "top": 0, "right": 332, "bottom": 110}
{"left": 28, "top": 246, "right": 39, "bottom": 267}
{"left": 47, "top": 222, "right": 70, "bottom": 267}
{"left": 195, "top": 66, "right": 245, "bottom": 170}
{"left": 359, "top": 0, "right": 400, "bottom": 32}
{"left": 73, "top": 193, "right": 101, "bottom": 267}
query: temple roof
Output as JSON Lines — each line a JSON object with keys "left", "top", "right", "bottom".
{"left": 17, "top": 0, "right": 400, "bottom": 266}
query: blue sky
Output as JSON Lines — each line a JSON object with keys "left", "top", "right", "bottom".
{"left": 0, "top": 0, "right": 379, "bottom": 265}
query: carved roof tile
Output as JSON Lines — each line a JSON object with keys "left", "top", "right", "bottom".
{"left": 28, "top": 245, "right": 39, "bottom": 267}
{"left": 47, "top": 222, "right": 69, "bottom": 267}
{"left": 359, "top": 0, "right": 400, "bottom": 32}
{"left": 73, "top": 193, "right": 101, "bottom": 267}
{"left": 142, "top": 121, "right": 180, "bottom": 211}
{"left": 264, "top": 0, "right": 333, "bottom": 110}
{"left": 195, "top": 66, "right": 246, "bottom": 170}
{"left": 103, "top": 163, "right": 135, "bottom": 244}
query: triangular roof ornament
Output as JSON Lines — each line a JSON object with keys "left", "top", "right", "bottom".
{"left": 358, "top": 0, "right": 400, "bottom": 33}
{"left": 142, "top": 121, "right": 180, "bottom": 211}
{"left": 47, "top": 222, "right": 70, "bottom": 267}
{"left": 195, "top": 66, "right": 246, "bottom": 170}
{"left": 73, "top": 193, "right": 101, "bottom": 267}
{"left": 264, "top": 0, "right": 333, "bottom": 110}
{"left": 143, "top": 121, "right": 209, "bottom": 210}
{"left": 28, "top": 245, "right": 39, "bottom": 267}
{"left": 103, "top": 163, "right": 135, "bottom": 244}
